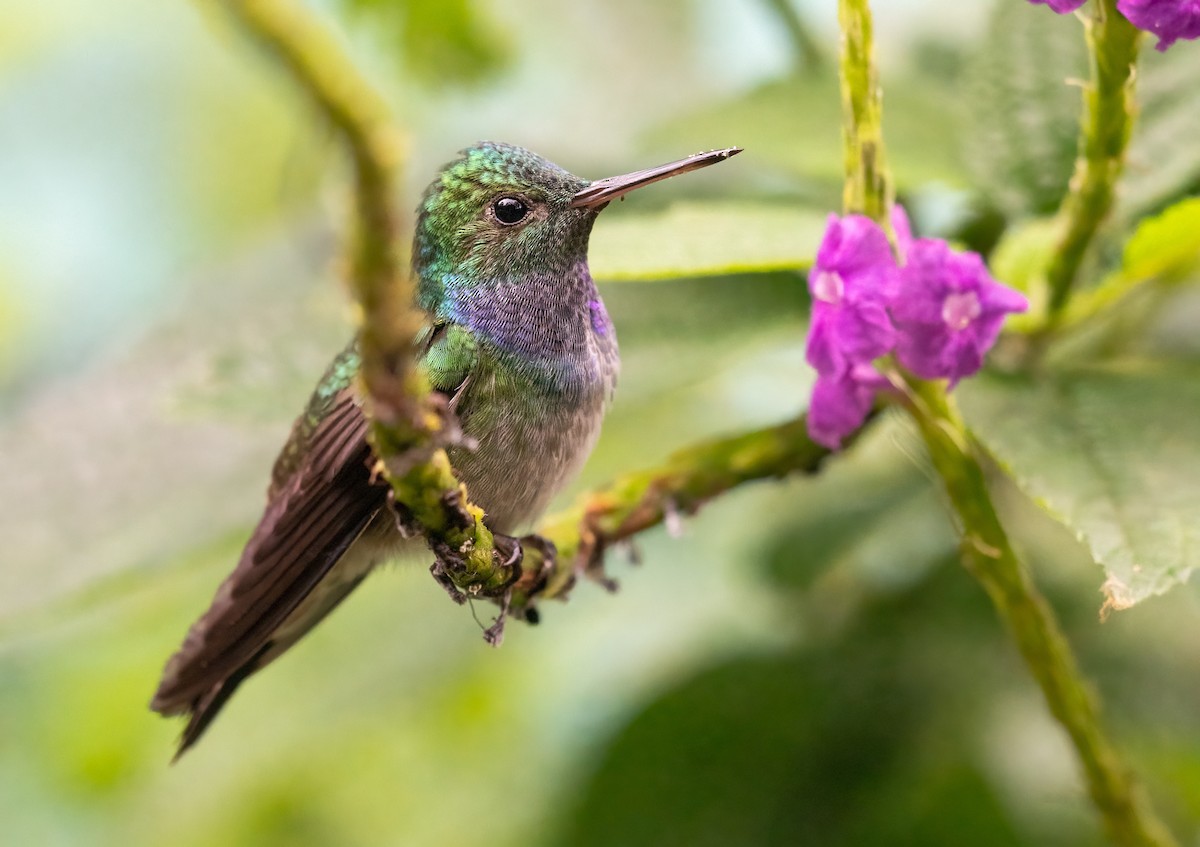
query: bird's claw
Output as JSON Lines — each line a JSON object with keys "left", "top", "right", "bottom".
{"left": 479, "top": 532, "right": 557, "bottom": 641}
{"left": 511, "top": 533, "right": 557, "bottom": 594}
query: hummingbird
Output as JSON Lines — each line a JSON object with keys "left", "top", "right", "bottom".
{"left": 150, "top": 141, "right": 741, "bottom": 757}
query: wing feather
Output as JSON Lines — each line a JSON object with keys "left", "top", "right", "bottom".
{"left": 151, "top": 390, "right": 386, "bottom": 714}
{"left": 152, "top": 328, "right": 477, "bottom": 753}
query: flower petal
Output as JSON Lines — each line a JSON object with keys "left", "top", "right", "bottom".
{"left": 979, "top": 278, "right": 1030, "bottom": 315}
{"left": 943, "top": 335, "right": 986, "bottom": 389}
{"left": 889, "top": 241, "right": 953, "bottom": 325}
{"left": 833, "top": 299, "right": 897, "bottom": 364}
{"left": 1117, "top": 0, "right": 1200, "bottom": 50}
{"left": 1027, "top": 0, "right": 1088, "bottom": 12}
{"left": 807, "top": 367, "right": 882, "bottom": 450}
{"left": 895, "top": 324, "right": 953, "bottom": 380}
{"left": 815, "top": 214, "right": 896, "bottom": 281}
{"left": 805, "top": 307, "right": 845, "bottom": 377}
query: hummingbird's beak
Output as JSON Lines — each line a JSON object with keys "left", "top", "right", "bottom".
{"left": 569, "top": 147, "right": 742, "bottom": 209}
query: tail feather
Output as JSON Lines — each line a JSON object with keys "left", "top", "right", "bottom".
{"left": 161, "top": 569, "right": 373, "bottom": 761}
{"left": 171, "top": 642, "right": 272, "bottom": 762}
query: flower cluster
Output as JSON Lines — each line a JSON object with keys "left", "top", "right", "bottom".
{"left": 1029, "top": 0, "right": 1200, "bottom": 51}
{"left": 805, "top": 208, "right": 1027, "bottom": 450}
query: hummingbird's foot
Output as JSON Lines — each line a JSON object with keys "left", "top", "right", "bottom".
{"left": 428, "top": 532, "right": 523, "bottom": 606}
{"left": 510, "top": 533, "right": 557, "bottom": 597}
{"left": 493, "top": 532, "right": 525, "bottom": 570}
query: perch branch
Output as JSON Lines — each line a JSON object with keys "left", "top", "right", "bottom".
{"left": 513, "top": 415, "right": 837, "bottom": 608}
{"left": 1042, "top": 0, "right": 1142, "bottom": 325}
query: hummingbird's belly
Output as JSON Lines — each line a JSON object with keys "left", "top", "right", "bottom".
{"left": 448, "top": 357, "right": 615, "bottom": 534}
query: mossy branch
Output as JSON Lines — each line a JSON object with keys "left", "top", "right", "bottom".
{"left": 217, "top": 0, "right": 515, "bottom": 595}
{"left": 837, "top": 2, "right": 1175, "bottom": 844}
{"left": 1042, "top": 0, "right": 1142, "bottom": 325}
{"left": 513, "top": 416, "right": 835, "bottom": 608}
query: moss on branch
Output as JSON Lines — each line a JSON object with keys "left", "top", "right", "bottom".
{"left": 513, "top": 416, "right": 834, "bottom": 607}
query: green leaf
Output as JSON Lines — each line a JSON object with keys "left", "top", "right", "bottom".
{"left": 1122, "top": 45, "right": 1200, "bottom": 219}
{"left": 987, "top": 217, "right": 1059, "bottom": 330}
{"left": 1051, "top": 197, "right": 1200, "bottom": 333}
{"left": 960, "top": 0, "right": 1086, "bottom": 217}
{"left": 959, "top": 366, "right": 1200, "bottom": 610}
{"left": 989, "top": 217, "right": 1058, "bottom": 297}
{"left": 1120, "top": 196, "right": 1200, "bottom": 282}
{"left": 642, "top": 72, "right": 967, "bottom": 191}
{"left": 589, "top": 202, "right": 824, "bottom": 281}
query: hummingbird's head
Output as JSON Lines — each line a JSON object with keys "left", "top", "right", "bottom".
{"left": 414, "top": 142, "right": 592, "bottom": 302}
{"left": 414, "top": 142, "right": 741, "bottom": 316}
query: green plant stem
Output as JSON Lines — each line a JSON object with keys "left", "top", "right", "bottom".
{"left": 513, "top": 415, "right": 835, "bottom": 607}
{"left": 836, "top": 1, "right": 1175, "bottom": 843}
{"left": 903, "top": 383, "right": 1177, "bottom": 847}
{"left": 217, "top": 0, "right": 513, "bottom": 594}
{"left": 1043, "top": 0, "right": 1142, "bottom": 325}
{"left": 837, "top": 0, "right": 891, "bottom": 223}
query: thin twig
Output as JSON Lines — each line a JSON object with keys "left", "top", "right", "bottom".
{"left": 1042, "top": 0, "right": 1142, "bottom": 325}
{"left": 837, "top": 0, "right": 892, "bottom": 224}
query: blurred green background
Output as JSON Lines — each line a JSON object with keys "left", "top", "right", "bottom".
{"left": 1, "top": 1, "right": 1198, "bottom": 845}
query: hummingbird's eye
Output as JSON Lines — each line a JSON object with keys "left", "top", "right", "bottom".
{"left": 492, "top": 196, "right": 529, "bottom": 225}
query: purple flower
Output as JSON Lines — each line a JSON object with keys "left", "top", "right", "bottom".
{"left": 806, "top": 214, "right": 896, "bottom": 378}
{"left": 808, "top": 364, "right": 890, "bottom": 450}
{"left": 1028, "top": 0, "right": 1200, "bottom": 51}
{"left": 889, "top": 240, "right": 1029, "bottom": 387}
{"left": 1027, "top": 0, "right": 1088, "bottom": 11}
{"left": 804, "top": 205, "right": 1027, "bottom": 450}
{"left": 1118, "top": 0, "right": 1200, "bottom": 50}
